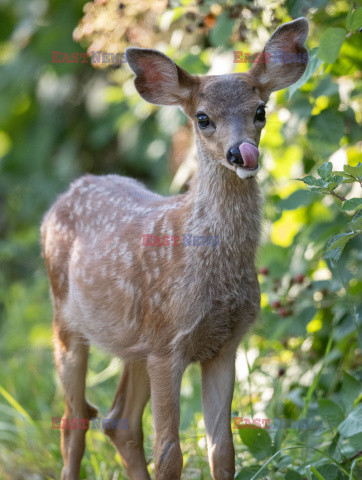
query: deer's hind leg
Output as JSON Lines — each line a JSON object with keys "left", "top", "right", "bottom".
{"left": 53, "top": 317, "right": 97, "bottom": 480}
{"left": 104, "top": 360, "right": 151, "bottom": 480}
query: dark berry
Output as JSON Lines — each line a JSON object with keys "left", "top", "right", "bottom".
{"left": 294, "top": 274, "right": 305, "bottom": 284}
{"left": 271, "top": 301, "right": 282, "bottom": 309}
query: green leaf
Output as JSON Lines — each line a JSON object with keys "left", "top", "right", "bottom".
{"left": 318, "top": 399, "right": 345, "bottom": 428}
{"left": 326, "top": 175, "right": 343, "bottom": 190}
{"left": 209, "top": 11, "right": 234, "bottom": 47}
{"left": 238, "top": 427, "right": 273, "bottom": 461}
{"left": 235, "top": 466, "right": 263, "bottom": 480}
{"left": 338, "top": 403, "right": 362, "bottom": 437}
{"left": 307, "top": 110, "right": 344, "bottom": 157}
{"left": 286, "top": 0, "right": 329, "bottom": 18}
{"left": 341, "top": 198, "right": 362, "bottom": 211}
{"left": 344, "top": 432, "right": 362, "bottom": 458}
{"left": 313, "top": 74, "right": 339, "bottom": 98}
{"left": 300, "top": 176, "right": 324, "bottom": 187}
{"left": 351, "top": 217, "right": 362, "bottom": 231}
{"left": 326, "top": 232, "right": 355, "bottom": 251}
{"left": 310, "top": 466, "right": 327, "bottom": 480}
{"left": 288, "top": 48, "right": 323, "bottom": 98}
{"left": 324, "top": 246, "right": 343, "bottom": 262}
{"left": 331, "top": 171, "right": 354, "bottom": 179}
{"left": 329, "top": 175, "right": 344, "bottom": 184}
{"left": 317, "top": 162, "right": 332, "bottom": 180}
{"left": 317, "top": 28, "right": 347, "bottom": 64}
{"left": 351, "top": 210, "right": 362, "bottom": 229}
{"left": 346, "top": 3, "right": 354, "bottom": 31}
{"left": 323, "top": 231, "right": 358, "bottom": 262}
{"left": 286, "top": 470, "right": 304, "bottom": 480}
{"left": 316, "top": 464, "right": 341, "bottom": 480}
{"left": 344, "top": 163, "right": 362, "bottom": 178}
{"left": 347, "top": 7, "right": 362, "bottom": 31}
{"left": 341, "top": 372, "right": 361, "bottom": 413}
{"left": 278, "top": 189, "right": 318, "bottom": 210}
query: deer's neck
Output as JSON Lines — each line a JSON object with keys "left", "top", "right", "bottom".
{"left": 183, "top": 152, "right": 263, "bottom": 257}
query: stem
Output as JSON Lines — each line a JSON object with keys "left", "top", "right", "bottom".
{"left": 344, "top": 450, "right": 362, "bottom": 464}
{"left": 330, "top": 190, "right": 346, "bottom": 202}
{"left": 299, "top": 330, "right": 334, "bottom": 419}
{"left": 248, "top": 445, "right": 356, "bottom": 480}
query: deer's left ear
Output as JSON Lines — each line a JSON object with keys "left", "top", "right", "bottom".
{"left": 125, "top": 47, "right": 198, "bottom": 106}
{"left": 249, "top": 17, "right": 309, "bottom": 95}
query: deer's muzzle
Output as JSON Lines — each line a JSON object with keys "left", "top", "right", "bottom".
{"left": 227, "top": 142, "right": 259, "bottom": 171}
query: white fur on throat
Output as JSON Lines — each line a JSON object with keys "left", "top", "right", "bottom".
{"left": 236, "top": 165, "right": 260, "bottom": 179}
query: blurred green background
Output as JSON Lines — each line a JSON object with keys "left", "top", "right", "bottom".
{"left": 0, "top": 0, "right": 361, "bottom": 479}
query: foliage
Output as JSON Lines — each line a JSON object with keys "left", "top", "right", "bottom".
{"left": 299, "top": 161, "right": 362, "bottom": 262}
{"left": 0, "top": 0, "right": 361, "bottom": 479}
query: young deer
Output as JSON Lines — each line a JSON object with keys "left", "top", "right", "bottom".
{"left": 41, "top": 17, "right": 309, "bottom": 480}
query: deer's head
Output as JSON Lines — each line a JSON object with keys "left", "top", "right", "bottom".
{"left": 126, "top": 18, "right": 309, "bottom": 180}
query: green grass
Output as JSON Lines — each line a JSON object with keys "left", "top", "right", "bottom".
{"left": 0, "top": 259, "right": 361, "bottom": 480}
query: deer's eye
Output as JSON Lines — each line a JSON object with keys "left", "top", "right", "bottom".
{"left": 196, "top": 113, "right": 210, "bottom": 129}
{"left": 255, "top": 105, "right": 266, "bottom": 122}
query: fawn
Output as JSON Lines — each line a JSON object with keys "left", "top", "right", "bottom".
{"left": 41, "top": 17, "right": 309, "bottom": 480}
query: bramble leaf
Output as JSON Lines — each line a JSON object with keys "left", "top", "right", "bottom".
{"left": 317, "top": 28, "right": 346, "bottom": 64}
{"left": 341, "top": 198, "right": 362, "bottom": 211}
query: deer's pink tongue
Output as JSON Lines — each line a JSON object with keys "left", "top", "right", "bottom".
{"left": 238, "top": 142, "right": 259, "bottom": 168}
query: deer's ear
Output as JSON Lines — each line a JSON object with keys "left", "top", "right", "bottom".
{"left": 249, "top": 17, "right": 309, "bottom": 94}
{"left": 125, "top": 48, "right": 197, "bottom": 106}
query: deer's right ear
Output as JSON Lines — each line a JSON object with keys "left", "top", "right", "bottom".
{"left": 249, "top": 17, "right": 309, "bottom": 96}
{"left": 125, "top": 48, "right": 197, "bottom": 106}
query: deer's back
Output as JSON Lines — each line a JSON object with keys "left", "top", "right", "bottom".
{"left": 41, "top": 174, "right": 160, "bottom": 305}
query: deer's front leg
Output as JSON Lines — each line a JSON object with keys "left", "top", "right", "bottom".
{"left": 147, "top": 354, "right": 186, "bottom": 480}
{"left": 201, "top": 347, "right": 236, "bottom": 480}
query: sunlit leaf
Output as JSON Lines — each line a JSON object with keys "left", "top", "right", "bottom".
{"left": 338, "top": 404, "right": 362, "bottom": 437}
{"left": 347, "top": 7, "right": 362, "bottom": 31}
{"left": 344, "top": 163, "right": 362, "bottom": 178}
{"left": 317, "top": 28, "right": 346, "bottom": 64}
{"left": 317, "top": 162, "right": 332, "bottom": 180}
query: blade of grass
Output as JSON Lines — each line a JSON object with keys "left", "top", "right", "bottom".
{"left": 0, "top": 386, "right": 35, "bottom": 426}
{"left": 310, "top": 465, "right": 326, "bottom": 480}
{"left": 299, "top": 331, "right": 334, "bottom": 419}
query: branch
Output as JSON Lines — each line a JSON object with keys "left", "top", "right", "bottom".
{"left": 330, "top": 190, "right": 346, "bottom": 202}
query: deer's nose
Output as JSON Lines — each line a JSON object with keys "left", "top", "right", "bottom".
{"left": 226, "top": 146, "right": 243, "bottom": 166}
{"left": 226, "top": 142, "right": 260, "bottom": 169}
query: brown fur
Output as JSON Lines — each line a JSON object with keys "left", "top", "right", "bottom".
{"left": 41, "top": 18, "right": 309, "bottom": 480}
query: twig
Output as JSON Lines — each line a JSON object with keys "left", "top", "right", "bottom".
{"left": 330, "top": 190, "right": 346, "bottom": 202}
